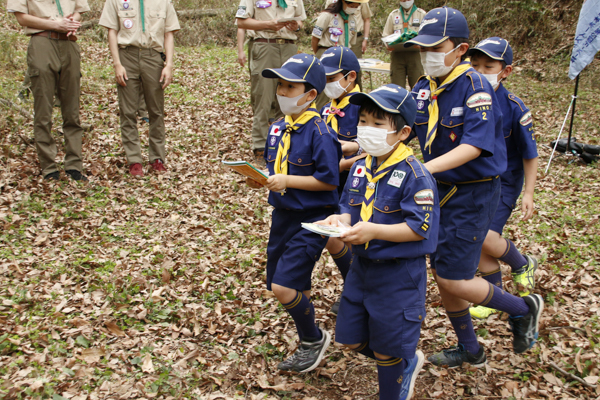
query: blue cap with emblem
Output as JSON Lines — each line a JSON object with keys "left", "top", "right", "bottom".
{"left": 404, "top": 7, "right": 469, "bottom": 48}
{"left": 320, "top": 46, "right": 361, "bottom": 76}
{"left": 468, "top": 36, "right": 513, "bottom": 65}
{"left": 262, "top": 53, "right": 326, "bottom": 93}
{"left": 349, "top": 84, "right": 417, "bottom": 127}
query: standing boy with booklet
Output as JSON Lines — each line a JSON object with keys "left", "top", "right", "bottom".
{"left": 319, "top": 84, "right": 439, "bottom": 400}
{"left": 246, "top": 54, "right": 342, "bottom": 373}
{"left": 405, "top": 7, "right": 543, "bottom": 367}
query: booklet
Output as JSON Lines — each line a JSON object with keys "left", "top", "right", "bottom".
{"left": 222, "top": 160, "right": 269, "bottom": 186}
{"left": 301, "top": 222, "right": 351, "bottom": 238}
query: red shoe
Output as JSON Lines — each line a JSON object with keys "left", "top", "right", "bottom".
{"left": 129, "top": 163, "right": 144, "bottom": 177}
{"left": 150, "top": 159, "right": 167, "bottom": 172}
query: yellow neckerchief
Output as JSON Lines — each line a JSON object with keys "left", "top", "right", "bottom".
{"left": 326, "top": 84, "right": 361, "bottom": 133}
{"left": 274, "top": 104, "right": 320, "bottom": 178}
{"left": 360, "top": 143, "right": 413, "bottom": 248}
{"left": 424, "top": 61, "right": 472, "bottom": 153}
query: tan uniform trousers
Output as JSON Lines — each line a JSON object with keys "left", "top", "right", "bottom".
{"left": 118, "top": 47, "right": 166, "bottom": 165}
{"left": 314, "top": 46, "right": 329, "bottom": 111}
{"left": 250, "top": 41, "right": 297, "bottom": 151}
{"left": 27, "top": 36, "right": 84, "bottom": 176}
{"left": 351, "top": 36, "right": 363, "bottom": 91}
{"left": 390, "top": 50, "right": 423, "bottom": 89}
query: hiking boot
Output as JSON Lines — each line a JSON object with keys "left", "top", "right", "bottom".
{"left": 129, "top": 163, "right": 144, "bottom": 177}
{"left": 512, "top": 255, "right": 538, "bottom": 296}
{"left": 399, "top": 350, "right": 425, "bottom": 400}
{"left": 44, "top": 171, "right": 60, "bottom": 181}
{"left": 509, "top": 294, "right": 544, "bottom": 354}
{"left": 253, "top": 149, "right": 266, "bottom": 169}
{"left": 330, "top": 297, "right": 341, "bottom": 315}
{"left": 427, "top": 343, "right": 486, "bottom": 368}
{"left": 150, "top": 159, "right": 167, "bottom": 172}
{"left": 66, "top": 169, "right": 88, "bottom": 182}
{"left": 469, "top": 305, "right": 499, "bottom": 320}
{"left": 277, "top": 328, "right": 331, "bottom": 373}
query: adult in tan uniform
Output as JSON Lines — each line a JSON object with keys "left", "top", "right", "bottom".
{"left": 383, "top": 0, "right": 426, "bottom": 88}
{"left": 324, "top": 0, "right": 371, "bottom": 90}
{"left": 235, "top": 0, "right": 306, "bottom": 166}
{"left": 8, "top": 0, "right": 89, "bottom": 181}
{"left": 311, "top": 0, "right": 367, "bottom": 110}
{"left": 99, "top": 0, "right": 180, "bottom": 177}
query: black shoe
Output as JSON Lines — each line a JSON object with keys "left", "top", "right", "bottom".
{"left": 509, "top": 294, "right": 544, "bottom": 354}
{"left": 427, "top": 343, "right": 486, "bottom": 368}
{"left": 330, "top": 298, "right": 341, "bottom": 315}
{"left": 44, "top": 171, "right": 60, "bottom": 181}
{"left": 66, "top": 170, "right": 88, "bottom": 182}
{"left": 277, "top": 328, "right": 331, "bottom": 373}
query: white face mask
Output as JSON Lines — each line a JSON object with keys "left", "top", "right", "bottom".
{"left": 399, "top": 0, "right": 414, "bottom": 9}
{"left": 277, "top": 91, "right": 311, "bottom": 116}
{"left": 344, "top": 6, "right": 358, "bottom": 14}
{"left": 357, "top": 126, "right": 399, "bottom": 157}
{"left": 482, "top": 70, "right": 504, "bottom": 90}
{"left": 324, "top": 72, "right": 351, "bottom": 100}
{"left": 420, "top": 44, "right": 462, "bottom": 78}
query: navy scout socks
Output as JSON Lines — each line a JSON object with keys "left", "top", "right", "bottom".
{"left": 498, "top": 239, "right": 528, "bottom": 272}
{"left": 330, "top": 244, "right": 352, "bottom": 280}
{"left": 376, "top": 356, "right": 407, "bottom": 400}
{"left": 448, "top": 309, "right": 481, "bottom": 354}
{"left": 480, "top": 268, "right": 503, "bottom": 287}
{"left": 283, "top": 291, "right": 322, "bottom": 342}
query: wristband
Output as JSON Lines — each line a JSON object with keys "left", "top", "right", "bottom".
{"left": 363, "top": 37, "right": 369, "bottom": 40}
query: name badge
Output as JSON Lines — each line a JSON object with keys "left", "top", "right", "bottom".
{"left": 451, "top": 107, "right": 464, "bottom": 117}
{"left": 387, "top": 170, "right": 406, "bottom": 188}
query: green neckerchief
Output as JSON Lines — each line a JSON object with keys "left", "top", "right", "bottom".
{"left": 339, "top": 9, "right": 349, "bottom": 47}
{"left": 278, "top": 0, "right": 287, "bottom": 9}
{"left": 401, "top": 5, "right": 417, "bottom": 33}
{"left": 140, "top": 0, "right": 145, "bottom": 32}
{"left": 55, "top": 0, "right": 64, "bottom": 17}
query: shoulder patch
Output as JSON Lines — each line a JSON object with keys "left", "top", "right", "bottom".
{"left": 405, "top": 156, "right": 426, "bottom": 178}
{"left": 508, "top": 93, "right": 527, "bottom": 112}
{"left": 466, "top": 92, "right": 492, "bottom": 109}
{"left": 520, "top": 111, "right": 533, "bottom": 126}
{"left": 414, "top": 189, "right": 434, "bottom": 205}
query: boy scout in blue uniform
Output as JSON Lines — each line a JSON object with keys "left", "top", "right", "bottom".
{"left": 319, "top": 47, "right": 364, "bottom": 313}
{"left": 246, "top": 54, "right": 342, "bottom": 373}
{"left": 467, "top": 38, "right": 540, "bottom": 320}
{"left": 319, "top": 84, "right": 438, "bottom": 400}
{"left": 405, "top": 7, "right": 543, "bottom": 367}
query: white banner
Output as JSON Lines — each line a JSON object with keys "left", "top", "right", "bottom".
{"left": 569, "top": 0, "right": 600, "bottom": 79}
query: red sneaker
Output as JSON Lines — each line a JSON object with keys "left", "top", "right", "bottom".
{"left": 129, "top": 163, "right": 144, "bottom": 177}
{"left": 150, "top": 159, "right": 167, "bottom": 172}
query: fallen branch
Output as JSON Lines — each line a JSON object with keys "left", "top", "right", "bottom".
{"left": 549, "top": 361, "right": 597, "bottom": 388}
{"left": 547, "top": 326, "right": 587, "bottom": 335}
{"left": 81, "top": 9, "right": 221, "bottom": 30}
{"left": 0, "top": 97, "right": 33, "bottom": 120}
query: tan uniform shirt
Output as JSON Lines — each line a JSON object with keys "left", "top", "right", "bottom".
{"left": 99, "top": 0, "right": 180, "bottom": 52}
{"left": 7, "top": 0, "right": 90, "bottom": 35}
{"left": 313, "top": 11, "right": 358, "bottom": 48}
{"left": 235, "top": 0, "right": 306, "bottom": 40}
{"left": 324, "top": 0, "right": 372, "bottom": 34}
{"left": 383, "top": 6, "right": 426, "bottom": 51}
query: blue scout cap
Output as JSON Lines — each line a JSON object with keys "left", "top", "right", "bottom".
{"left": 349, "top": 84, "right": 417, "bottom": 127}
{"left": 404, "top": 7, "right": 469, "bottom": 48}
{"left": 469, "top": 37, "right": 513, "bottom": 65}
{"left": 320, "top": 47, "right": 361, "bottom": 76}
{"left": 262, "top": 53, "right": 326, "bottom": 93}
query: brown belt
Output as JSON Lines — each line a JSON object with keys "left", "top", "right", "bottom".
{"left": 33, "top": 31, "right": 77, "bottom": 42}
{"left": 253, "top": 38, "right": 295, "bottom": 44}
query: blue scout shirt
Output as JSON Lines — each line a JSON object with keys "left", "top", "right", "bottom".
{"left": 339, "top": 155, "right": 440, "bottom": 260}
{"left": 265, "top": 113, "right": 343, "bottom": 211}
{"left": 495, "top": 84, "right": 538, "bottom": 194}
{"left": 320, "top": 100, "right": 361, "bottom": 143}
{"left": 410, "top": 67, "right": 507, "bottom": 183}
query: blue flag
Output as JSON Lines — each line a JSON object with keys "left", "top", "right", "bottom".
{"left": 569, "top": 0, "right": 600, "bottom": 79}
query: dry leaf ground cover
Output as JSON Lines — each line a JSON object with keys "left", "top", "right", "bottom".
{"left": 1, "top": 12, "right": 600, "bottom": 400}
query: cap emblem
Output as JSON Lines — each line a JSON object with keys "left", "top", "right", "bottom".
{"left": 283, "top": 58, "right": 303, "bottom": 66}
{"left": 419, "top": 18, "right": 438, "bottom": 32}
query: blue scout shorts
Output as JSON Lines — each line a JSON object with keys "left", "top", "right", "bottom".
{"left": 335, "top": 256, "right": 427, "bottom": 359}
{"left": 266, "top": 208, "right": 332, "bottom": 292}
{"left": 489, "top": 178, "right": 524, "bottom": 235}
{"left": 431, "top": 177, "right": 500, "bottom": 280}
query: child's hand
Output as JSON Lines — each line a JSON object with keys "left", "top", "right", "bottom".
{"left": 316, "top": 215, "right": 342, "bottom": 227}
{"left": 246, "top": 177, "right": 264, "bottom": 189}
{"left": 340, "top": 221, "right": 377, "bottom": 245}
{"left": 521, "top": 193, "right": 534, "bottom": 220}
{"left": 266, "top": 174, "right": 287, "bottom": 192}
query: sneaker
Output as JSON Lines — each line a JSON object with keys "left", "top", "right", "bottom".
{"left": 150, "top": 159, "right": 167, "bottom": 172}
{"left": 509, "top": 294, "right": 544, "bottom": 354}
{"left": 44, "top": 171, "right": 60, "bottom": 181}
{"left": 512, "top": 255, "right": 538, "bottom": 296}
{"left": 399, "top": 350, "right": 425, "bottom": 400}
{"left": 277, "top": 328, "right": 331, "bottom": 373}
{"left": 129, "top": 163, "right": 144, "bottom": 177}
{"left": 65, "top": 169, "right": 88, "bottom": 182}
{"left": 427, "top": 343, "right": 486, "bottom": 368}
{"left": 330, "top": 298, "right": 341, "bottom": 315}
{"left": 469, "top": 305, "right": 499, "bottom": 320}
{"left": 253, "top": 149, "right": 266, "bottom": 169}
{"left": 141, "top": 117, "right": 150, "bottom": 124}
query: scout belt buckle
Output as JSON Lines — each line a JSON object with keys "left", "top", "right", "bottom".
{"left": 276, "top": 39, "right": 286, "bottom": 44}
